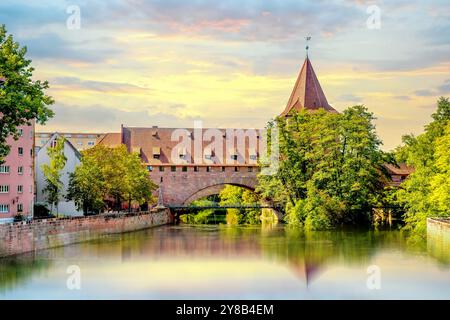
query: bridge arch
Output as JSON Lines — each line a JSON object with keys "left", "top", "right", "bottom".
{"left": 182, "top": 183, "right": 255, "bottom": 205}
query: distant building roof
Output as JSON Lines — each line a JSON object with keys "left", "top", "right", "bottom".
{"left": 37, "top": 133, "right": 82, "bottom": 159}
{"left": 384, "top": 163, "right": 414, "bottom": 175}
{"left": 97, "top": 133, "right": 122, "bottom": 147}
{"left": 281, "top": 57, "right": 337, "bottom": 116}
{"left": 121, "top": 126, "right": 262, "bottom": 166}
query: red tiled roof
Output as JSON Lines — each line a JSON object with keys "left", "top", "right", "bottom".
{"left": 384, "top": 163, "right": 415, "bottom": 175}
{"left": 97, "top": 133, "right": 121, "bottom": 147}
{"left": 281, "top": 57, "right": 337, "bottom": 116}
{"left": 122, "top": 126, "right": 263, "bottom": 166}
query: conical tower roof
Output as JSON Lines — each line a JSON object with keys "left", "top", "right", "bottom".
{"left": 281, "top": 57, "right": 337, "bottom": 116}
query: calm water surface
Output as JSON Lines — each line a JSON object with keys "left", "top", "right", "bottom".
{"left": 1, "top": 224, "right": 449, "bottom": 299}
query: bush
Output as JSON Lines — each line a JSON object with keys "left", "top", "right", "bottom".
{"left": 13, "top": 214, "right": 25, "bottom": 222}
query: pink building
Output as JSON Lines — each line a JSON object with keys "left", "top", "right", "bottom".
{"left": 0, "top": 124, "right": 35, "bottom": 223}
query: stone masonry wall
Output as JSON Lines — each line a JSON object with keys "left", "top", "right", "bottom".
{"left": 427, "top": 218, "right": 450, "bottom": 263}
{"left": 0, "top": 209, "right": 171, "bottom": 257}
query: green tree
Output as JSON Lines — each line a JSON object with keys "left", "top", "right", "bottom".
{"left": 219, "top": 185, "right": 261, "bottom": 224}
{"left": 68, "top": 144, "right": 157, "bottom": 213}
{"left": 257, "top": 106, "right": 391, "bottom": 229}
{"left": 396, "top": 97, "right": 450, "bottom": 236}
{"left": 181, "top": 199, "right": 218, "bottom": 224}
{"left": 124, "top": 149, "right": 156, "bottom": 211}
{"left": 41, "top": 137, "right": 67, "bottom": 215}
{"left": 0, "top": 25, "right": 54, "bottom": 163}
{"left": 67, "top": 155, "right": 105, "bottom": 215}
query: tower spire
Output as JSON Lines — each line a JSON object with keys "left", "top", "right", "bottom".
{"left": 280, "top": 49, "right": 338, "bottom": 116}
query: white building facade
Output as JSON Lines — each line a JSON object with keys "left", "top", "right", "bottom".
{"left": 36, "top": 133, "right": 83, "bottom": 217}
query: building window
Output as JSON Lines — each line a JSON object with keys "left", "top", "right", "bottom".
{"left": 221, "top": 166, "right": 226, "bottom": 172}
{"left": 41, "top": 140, "right": 47, "bottom": 145}
{"left": 153, "top": 147, "right": 161, "bottom": 159}
{"left": 147, "top": 165, "right": 153, "bottom": 172}
{"left": 160, "top": 177, "right": 163, "bottom": 183}
{"left": 0, "top": 165, "right": 10, "bottom": 174}
{"left": 159, "top": 166, "right": 164, "bottom": 172}
{"left": 235, "top": 166, "right": 239, "bottom": 172}
{"left": 248, "top": 167, "right": 253, "bottom": 172}
{"left": 0, "top": 185, "right": 9, "bottom": 193}
{"left": 18, "top": 166, "right": 23, "bottom": 175}
{"left": 18, "top": 147, "right": 24, "bottom": 156}
{"left": 29, "top": 130, "right": 33, "bottom": 138}
{"left": 206, "top": 166, "right": 211, "bottom": 172}
{"left": 50, "top": 139, "right": 58, "bottom": 148}
{"left": 18, "top": 129, "right": 24, "bottom": 136}
{"left": 171, "top": 166, "right": 176, "bottom": 172}
{"left": 65, "top": 134, "right": 72, "bottom": 138}
{"left": 182, "top": 166, "right": 187, "bottom": 172}
{"left": 17, "top": 185, "right": 23, "bottom": 193}
{"left": 250, "top": 155, "right": 258, "bottom": 161}
{"left": 17, "top": 203, "right": 23, "bottom": 213}
{"left": 231, "top": 155, "right": 238, "bottom": 160}
{"left": 0, "top": 204, "right": 9, "bottom": 213}
{"left": 88, "top": 141, "right": 95, "bottom": 146}
{"left": 77, "top": 142, "right": 83, "bottom": 146}
{"left": 30, "top": 148, "right": 33, "bottom": 156}
{"left": 194, "top": 166, "right": 199, "bottom": 172}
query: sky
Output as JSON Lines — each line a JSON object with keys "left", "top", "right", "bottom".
{"left": 1, "top": 0, "right": 449, "bottom": 150}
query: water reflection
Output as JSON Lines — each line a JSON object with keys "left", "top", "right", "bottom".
{"left": 0, "top": 225, "right": 449, "bottom": 299}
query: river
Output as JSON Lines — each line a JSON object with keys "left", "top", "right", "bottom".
{"left": 1, "top": 224, "right": 449, "bottom": 299}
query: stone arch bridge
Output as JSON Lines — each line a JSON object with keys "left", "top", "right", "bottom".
{"left": 151, "top": 165, "right": 258, "bottom": 206}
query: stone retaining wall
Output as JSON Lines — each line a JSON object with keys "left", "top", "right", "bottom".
{"left": 427, "top": 218, "right": 450, "bottom": 263}
{"left": 0, "top": 209, "right": 171, "bottom": 257}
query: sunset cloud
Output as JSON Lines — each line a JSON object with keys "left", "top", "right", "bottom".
{"left": 1, "top": 0, "right": 449, "bottom": 150}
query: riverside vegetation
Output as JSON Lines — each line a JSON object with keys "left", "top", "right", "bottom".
{"left": 187, "top": 99, "right": 450, "bottom": 239}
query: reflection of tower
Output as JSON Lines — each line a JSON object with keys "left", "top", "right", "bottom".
{"left": 287, "top": 258, "right": 322, "bottom": 288}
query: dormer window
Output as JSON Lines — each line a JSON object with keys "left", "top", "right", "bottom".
{"left": 204, "top": 148, "right": 213, "bottom": 160}
{"left": 178, "top": 147, "right": 187, "bottom": 159}
{"left": 152, "top": 147, "right": 161, "bottom": 159}
{"left": 229, "top": 147, "right": 238, "bottom": 160}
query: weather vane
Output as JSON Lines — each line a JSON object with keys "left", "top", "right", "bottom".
{"left": 306, "top": 36, "right": 311, "bottom": 57}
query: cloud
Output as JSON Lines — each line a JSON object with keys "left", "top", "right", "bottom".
{"left": 438, "top": 83, "right": 450, "bottom": 94}
{"left": 79, "top": 0, "right": 364, "bottom": 42}
{"left": 336, "top": 94, "right": 363, "bottom": 102}
{"left": 413, "top": 79, "right": 450, "bottom": 97}
{"left": 50, "top": 77, "right": 150, "bottom": 93}
{"left": 39, "top": 103, "right": 196, "bottom": 132}
{"left": 393, "top": 95, "right": 412, "bottom": 101}
{"left": 414, "top": 89, "right": 435, "bottom": 97}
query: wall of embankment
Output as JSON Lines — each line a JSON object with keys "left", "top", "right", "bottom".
{"left": 0, "top": 209, "right": 171, "bottom": 258}
{"left": 427, "top": 218, "right": 450, "bottom": 263}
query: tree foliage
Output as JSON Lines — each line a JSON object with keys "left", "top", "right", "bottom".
{"left": 67, "top": 144, "right": 157, "bottom": 214}
{"left": 257, "top": 106, "right": 392, "bottom": 229}
{"left": 219, "top": 185, "right": 261, "bottom": 224}
{"left": 41, "top": 137, "right": 67, "bottom": 215}
{"left": 395, "top": 97, "right": 450, "bottom": 236}
{"left": 0, "top": 25, "right": 54, "bottom": 162}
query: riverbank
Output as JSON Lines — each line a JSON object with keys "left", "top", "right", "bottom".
{"left": 427, "top": 218, "right": 450, "bottom": 263}
{"left": 0, "top": 209, "right": 171, "bottom": 257}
